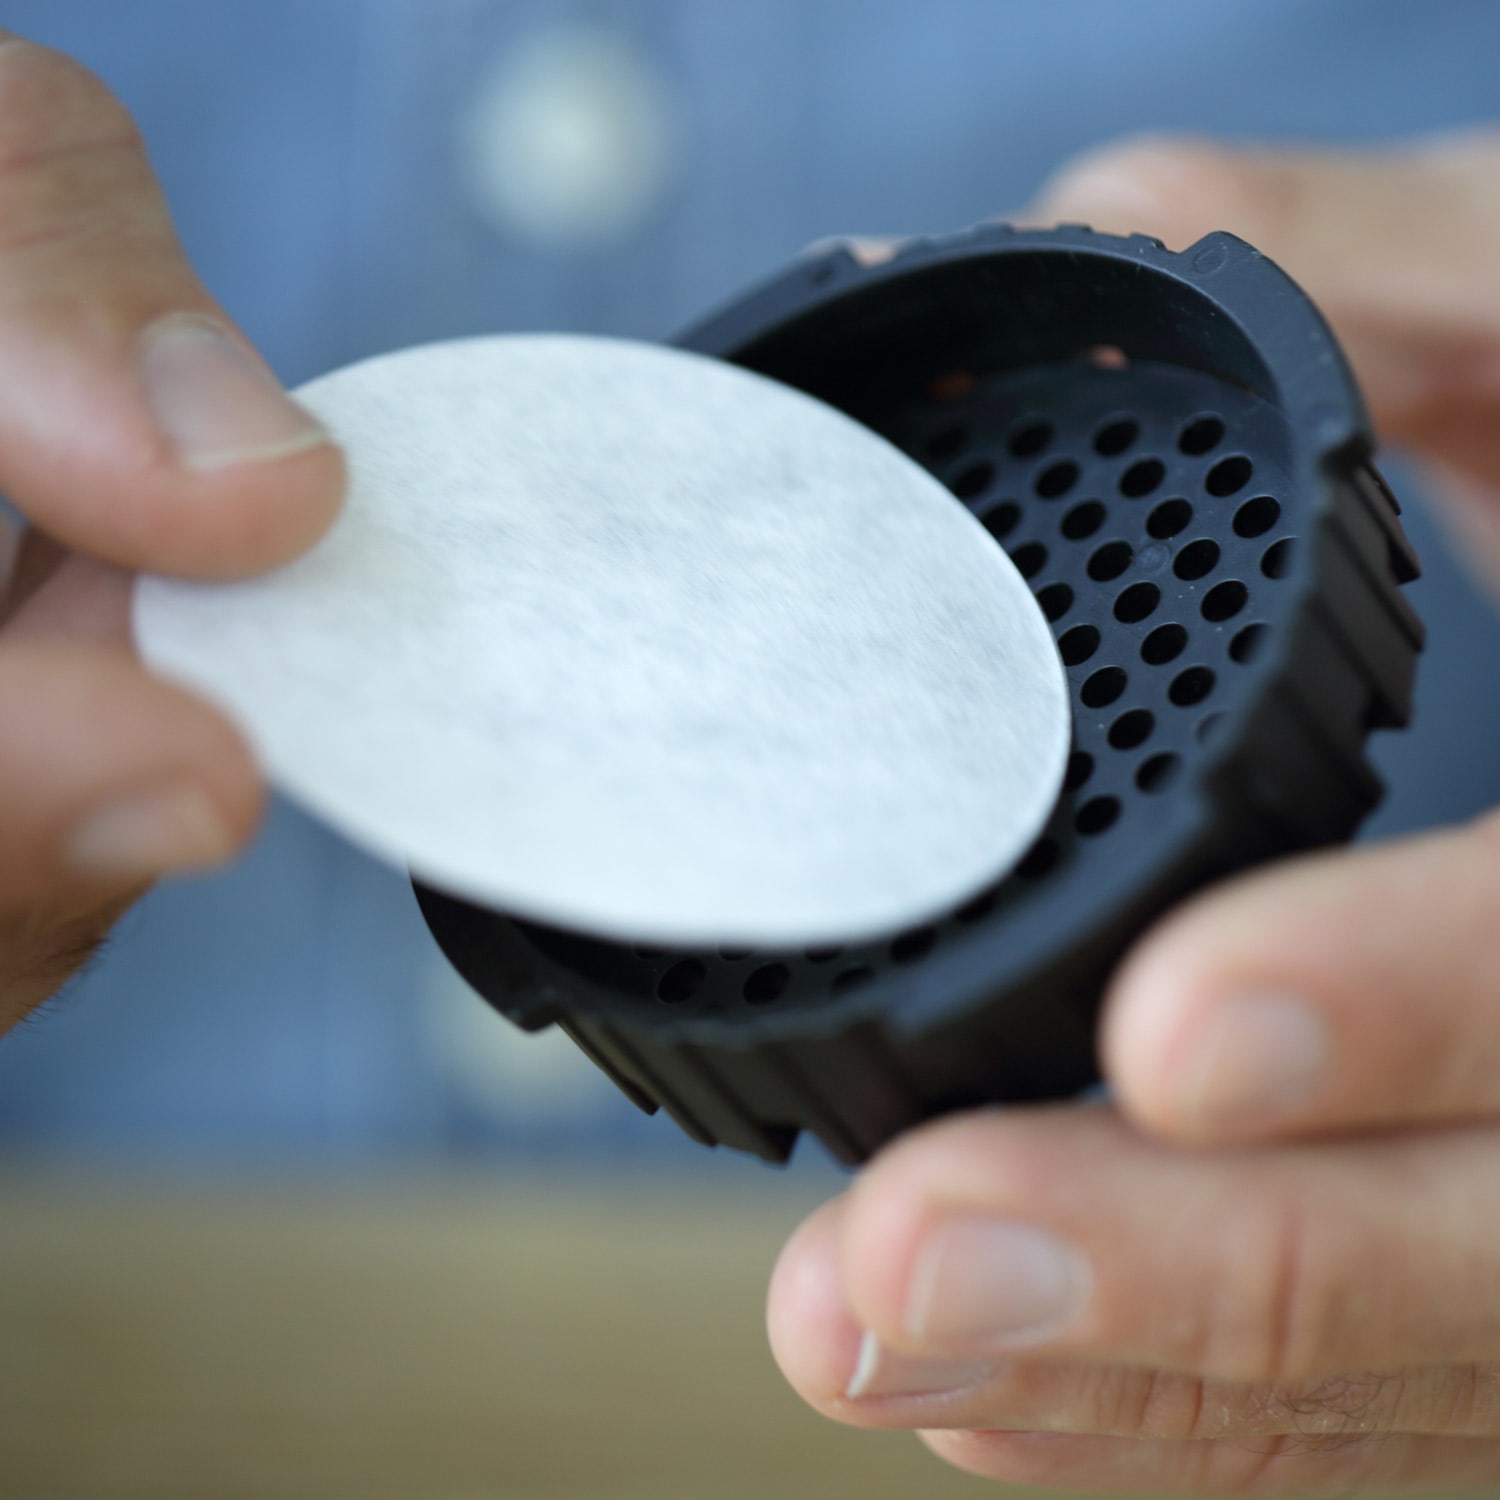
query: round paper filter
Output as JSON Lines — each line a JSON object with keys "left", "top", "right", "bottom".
{"left": 134, "top": 335, "right": 1070, "bottom": 946}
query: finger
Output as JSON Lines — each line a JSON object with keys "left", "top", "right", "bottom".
{"left": 0, "top": 641, "right": 260, "bottom": 1031}
{"left": 4, "top": 546, "right": 133, "bottom": 645}
{"left": 1101, "top": 816, "right": 1500, "bottom": 1143}
{"left": 836, "top": 1105, "right": 1500, "bottom": 1383}
{"left": 771, "top": 1192, "right": 1500, "bottom": 1439}
{"left": 0, "top": 643, "right": 257, "bottom": 903}
{"left": 0, "top": 34, "right": 343, "bottom": 579}
{"left": 1023, "top": 132, "right": 1500, "bottom": 460}
{"left": 919, "top": 1428, "right": 1500, "bottom": 1494}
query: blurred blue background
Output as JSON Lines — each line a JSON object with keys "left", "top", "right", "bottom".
{"left": 1, "top": 0, "right": 1497, "bottom": 1171}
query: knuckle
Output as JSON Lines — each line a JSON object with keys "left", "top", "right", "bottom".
{"left": 1218, "top": 1187, "right": 1364, "bottom": 1384}
{"left": 1253, "top": 1196, "right": 1315, "bottom": 1381}
{"left": 1429, "top": 1361, "right": 1497, "bottom": 1433}
{"left": 1057, "top": 1366, "right": 1279, "bottom": 1444}
{"left": 1067, "top": 1363, "right": 1164, "bottom": 1436}
{"left": 1120, "top": 1364, "right": 1205, "bottom": 1439}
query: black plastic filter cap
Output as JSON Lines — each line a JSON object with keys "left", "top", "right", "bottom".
{"left": 416, "top": 224, "right": 1423, "bottom": 1165}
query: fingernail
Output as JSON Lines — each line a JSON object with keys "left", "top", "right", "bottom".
{"left": 140, "top": 314, "right": 329, "bottom": 472}
{"left": 905, "top": 1218, "right": 1090, "bottom": 1349}
{"left": 844, "top": 1330, "right": 998, "bottom": 1400}
{"left": 1179, "top": 992, "right": 1328, "bottom": 1130}
{"left": 64, "top": 784, "right": 237, "bottom": 882}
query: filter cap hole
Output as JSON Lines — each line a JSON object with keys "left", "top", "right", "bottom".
{"left": 1175, "top": 538, "right": 1221, "bottom": 580}
{"left": 1061, "top": 499, "right": 1107, "bottom": 540}
{"left": 1234, "top": 494, "right": 1281, "bottom": 538}
{"left": 1092, "top": 417, "right": 1139, "bottom": 456}
{"left": 1065, "top": 750, "right": 1095, "bottom": 791}
{"left": 1120, "top": 457, "right": 1166, "bottom": 498}
{"left": 1012, "top": 541, "right": 1048, "bottom": 579}
{"left": 743, "top": 963, "right": 791, "bottom": 1004}
{"left": 1114, "top": 581, "right": 1161, "bottom": 624}
{"left": 1179, "top": 415, "right": 1225, "bottom": 455}
{"left": 1141, "top": 622, "right": 1188, "bottom": 664}
{"left": 1262, "top": 538, "right": 1296, "bottom": 579}
{"left": 1202, "top": 579, "right": 1249, "bottom": 622}
{"left": 1108, "top": 708, "right": 1155, "bottom": 751}
{"left": 983, "top": 500, "right": 1022, "bottom": 539}
{"left": 1206, "top": 454, "right": 1254, "bottom": 497}
{"left": 952, "top": 459, "right": 995, "bottom": 500}
{"left": 657, "top": 960, "right": 706, "bottom": 1004}
{"left": 1017, "top": 837, "right": 1062, "bottom": 878}
{"left": 1076, "top": 795, "right": 1122, "bottom": 836}
{"left": 1081, "top": 665, "right": 1128, "bottom": 708}
{"left": 1038, "top": 582, "right": 1074, "bottom": 622}
{"left": 927, "top": 423, "right": 969, "bottom": 462}
{"left": 1170, "top": 665, "right": 1217, "bottom": 707}
{"left": 1035, "top": 459, "right": 1080, "bottom": 499}
{"left": 1007, "top": 419, "right": 1052, "bottom": 458}
{"left": 1059, "top": 623, "right": 1101, "bottom": 666}
{"left": 1088, "top": 540, "right": 1134, "bottom": 581}
{"left": 1137, "top": 752, "right": 1182, "bottom": 792}
{"left": 890, "top": 928, "right": 938, "bottom": 965}
{"left": 1147, "top": 497, "right": 1193, "bottom": 539}
{"left": 1230, "top": 622, "right": 1269, "bottom": 663}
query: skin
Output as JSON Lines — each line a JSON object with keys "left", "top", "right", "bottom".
{"left": 0, "top": 34, "right": 343, "bottom": 1036}
{"left": 770, "top": 133, "right": 1500, "bottom": 1491}
{"left": 8, "top": 28, "right": 1500, "bottom": 1492}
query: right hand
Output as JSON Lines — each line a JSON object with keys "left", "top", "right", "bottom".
{"left": 769, "top": 130, "right": 1500, "bottom": 1496}
{"left": 0, "top": 32, "right": 345, "bottom": 1035}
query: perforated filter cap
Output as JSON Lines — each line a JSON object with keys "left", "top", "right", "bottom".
{"left": 418, "top": 224, "right": 1424, "bottom": 1165}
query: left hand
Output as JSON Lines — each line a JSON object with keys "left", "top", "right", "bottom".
{"left": 0, "top": 35, "right": 345, "bottom": 1035}
{"left": 769, "top": 135, "right": 1500, "bottom": 1494}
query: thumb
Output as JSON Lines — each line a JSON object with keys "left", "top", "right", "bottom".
{"left": 0, "top": 34, "right": 343, "bottom": 580}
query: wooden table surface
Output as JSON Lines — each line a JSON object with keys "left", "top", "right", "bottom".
{"left": 0, "top": 1165, "right": 1022, "bottom": 1500}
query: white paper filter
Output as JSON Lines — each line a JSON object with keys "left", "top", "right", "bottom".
{"left": 134, "top": 335, "right": 1070, "bottom": 946}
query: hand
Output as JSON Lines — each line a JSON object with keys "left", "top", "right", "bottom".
{"left": 0, "top": 34, "right": 343, "bottom": 1035}
{"left": 770, "top": 133, "right": 1500, "bottom": 1492}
